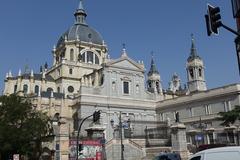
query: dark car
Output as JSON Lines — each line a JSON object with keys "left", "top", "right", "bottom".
{"left": 153, "top": 153, "right": 181, "bottom": 160}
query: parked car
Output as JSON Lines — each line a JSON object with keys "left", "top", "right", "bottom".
{"left": 189, "top": 146, "right": 240, "bottom": 160}
{"left": 196, "top": 144, "right": 226, "bottom": 152}
{"left": 153, "top": 153, "right": 181, "bottom": 160}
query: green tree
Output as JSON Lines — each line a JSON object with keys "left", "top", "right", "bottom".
{"left": 0, "top": 94, "right": 51, "bottom": 159}
{"left": 218, "top": 105, "right": 240, "bottom": 126}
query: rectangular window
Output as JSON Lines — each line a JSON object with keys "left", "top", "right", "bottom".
{"left": 123, "top": 81, "right": 129, "bottom": 94}
{"left": 69, "top": 68, "right": 73, "bottom": 74}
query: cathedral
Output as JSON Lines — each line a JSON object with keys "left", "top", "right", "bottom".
{"left": 3, "top": 1, "right": 240, "bottom": 159}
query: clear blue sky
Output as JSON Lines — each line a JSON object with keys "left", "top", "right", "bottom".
{"left": 0, "top": 0, "right": 239, "bottom": 93}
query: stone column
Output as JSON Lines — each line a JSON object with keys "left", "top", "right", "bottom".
{"left": 171, "top": 123, "right": 189, "bottom": 160}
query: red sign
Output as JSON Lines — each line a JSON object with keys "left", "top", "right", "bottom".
{"left": 96, "top": 152, "right": 102, "bottom": 160}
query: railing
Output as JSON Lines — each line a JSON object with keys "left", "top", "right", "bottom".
{"left": 128, "top": 139, "right": 143, "bottom": 150}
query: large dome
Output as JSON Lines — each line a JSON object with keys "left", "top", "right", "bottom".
{"left": 57, "top": 1, "right": 104, "bottom": 47}
{"left": 57, "top": 24, "right": 103, "bottom": 47}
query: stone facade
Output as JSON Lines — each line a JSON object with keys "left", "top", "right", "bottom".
{"left": 2, "top": 1, "right": 240, "bottom": 160}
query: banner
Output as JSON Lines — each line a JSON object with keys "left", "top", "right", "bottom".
{"left": 69, "top": 139, "right": 103, "bottom": 160}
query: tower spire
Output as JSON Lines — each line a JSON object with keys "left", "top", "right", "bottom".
{"left": 74, "top": 0, "right": 87, "bottom": 24}
{"left": 148, "top": 52, "right": 159, "bottom": 76}
{"left": 190, "top": 34, "right": 197, "bottom": 56}
{"left": 78, "top": 0, "right": 84, "bottom": 10}
{"left": 188, "top": 34, "right": 201, "bottom": 62}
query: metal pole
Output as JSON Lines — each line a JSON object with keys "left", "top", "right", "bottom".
{"left": 218, "top": 23, "right": 240, "bottom": 75}
{"left": 234, "top": 36, "right": 240, "bottom": 76}
{"left": 221, "top": 23, "right": 240, "bottom": 36}
{"left": 76, "top": 114, "right": 93, "bottom": 160}
{"left": 119, "top": 111, "right": 124, "bottom": 160}
{"left": 237, "top": 125, "right": 240, "bottom": 146}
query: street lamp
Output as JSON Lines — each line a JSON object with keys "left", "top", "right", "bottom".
{"left": 193, "top": 117, "right": 207, "bottom": 146}
{"left": 110, "top": 112, "right": 124, "bottom": 160}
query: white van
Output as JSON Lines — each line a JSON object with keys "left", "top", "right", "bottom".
{"left": 189, "top": 146, "right": 240, "bottom": 160}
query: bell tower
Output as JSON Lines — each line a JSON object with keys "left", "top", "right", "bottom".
{"left": 186, "top": 35, "right": 207, "bottom": 92}
{"left": 147, "top": 54, "right": 162, "bottom": 94}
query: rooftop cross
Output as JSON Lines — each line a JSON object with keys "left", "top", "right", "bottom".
{"left": 121, "top": 43, "right": 127, "bottom": 57}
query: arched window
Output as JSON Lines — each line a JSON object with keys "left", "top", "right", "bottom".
{"left": 35, "top": 85, "right": 39, "bottom": 94}
{"left": 52, "top": 113, "right": 60, "bottom": 125}
{"left": 82, "top": 53, "right": 86, "bottom": 62}
{"left": 112, "top": 81, "right": 116, "bottom": 91}
{"left": 70, "top": 49, "right": 74, "bottom": 61}
{"left": 81, "top": 51, "right": 100, "bottom": 64}
{"left": 78, "top": 54, "right": 82, "bottom": 61}
{"left": 136, "top": 84, "right": 140, "bottom": 93}
{"left": 23, "top": 84, "right": 28, "bottom": 94}
{"left": 189, "top": 68, "right": 194, "bottom": 79}
{"left": 57, "top": 87, "right": 60, "bottom": 93}
{"left": 199, "top": 68, "right": 202, "bottom": 77}
{"left": 14, "top": 85, "right": 17, "bottom": 93}
{"left": 47, "top": 87, "right": 53, "bottom": 93}
{"left": 60, "top": 52, "right": 65, "bottom": 59}
{"left": 156, "top": 81, "right": 160, "bottom": 90}
{"left": 73, "top": 112, "right": 78, "bottom": 131}
{"left": 87, "top": 51, "right": 93, "bottom": 63}
{"left": 95, "top": 54, "right": 99, "bottom": 64}
{"left": 56, "top": 56, "right": 59, "bottom": 63}
{"left": 148, "top": 82, "right": 152, "bottom": 88}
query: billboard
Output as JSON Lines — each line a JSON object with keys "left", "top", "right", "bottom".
{"left": 69, "top": 139, "right": 103, "bottom": 160}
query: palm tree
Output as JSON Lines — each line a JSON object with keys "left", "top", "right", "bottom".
{"left": 218, "top": 105, "right": 240, "bottom": 145}
{"left": 218, "top": 105, "right": 240, "bottom": 126}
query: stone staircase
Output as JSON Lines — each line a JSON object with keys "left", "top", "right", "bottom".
{"left": 106, "top": 139, "right": 145, "bottom": 160}
{"left": 143, "top": 147, "right": 172, "bottom": 160}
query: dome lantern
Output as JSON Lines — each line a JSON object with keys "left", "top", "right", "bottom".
{"left": 74, "top": 0, "right": 87, "bottom": 25}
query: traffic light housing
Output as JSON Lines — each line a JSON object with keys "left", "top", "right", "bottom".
{"left": 93, "top": 110, "right": 101, "bottom": 122}
{"left": 207, "top": 4, "right": 222, "bottom": 35}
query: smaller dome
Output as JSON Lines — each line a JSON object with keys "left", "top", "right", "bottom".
{"left": 57, "top": 24, "right": 103, "bottom": 47}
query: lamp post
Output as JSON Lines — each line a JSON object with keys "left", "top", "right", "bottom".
{"left": 193, "top": 117, "right": 207, "bottom": 147}
{"left": 110, "top": 111, "right": 124, "bottom": 160}
{"left": 235, "top": 124, "right": 240, "bottom": 146}
{"left": 51, "top": 115, "right": 61, "bottom": 160}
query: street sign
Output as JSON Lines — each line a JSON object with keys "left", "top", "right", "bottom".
{"left": 196, "top": 134, "right": 203, "bottom": 141}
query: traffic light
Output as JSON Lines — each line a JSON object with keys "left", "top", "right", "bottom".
{"left": 122, "top": 144, "right": 125, "bottom": 151}
{"left": 205, "top": 14, "right": 211, "bottom": 36}
{"left": 207, "top": 4, "right": 222, "bottom": 35}
{"left": 93, "top": 110, "right": 101, "bottom": 122}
